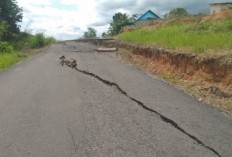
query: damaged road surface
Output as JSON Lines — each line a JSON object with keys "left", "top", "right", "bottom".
{"left": 0, "top": 41, "right": 232, "bottom": 157}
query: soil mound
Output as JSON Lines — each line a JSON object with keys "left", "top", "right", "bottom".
{"left": 201, "top": 11, "right": 232, "bottom": 22}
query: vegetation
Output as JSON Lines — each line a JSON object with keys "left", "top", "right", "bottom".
{"left": 0, "top": 42, "right": 13, "bottom": 53}
{"left": 0, "top": 0, "right": 55, "bottom": 72}
{"left": 84, "top": 27, "right": 97, "bottom": 38}
{"left": 0, "top": 0, "right": 23, "bottom": 40}
{"left": 108, "top": 13, "right": 137, "bottom": 36}
{"left": 29, "top": 33, "right": 55, "bottom": 49}
{"left": 102, "top": 32, "right": 107, "bottom": 38}
{"left": 0, "top": 31, "right": 54, "bottom": 71}
{"left": 0, "top": 22, "right": 8, "bottom": 40}
{"left": 165, "top": 8, "right": 189, "bottom": 18}
{"left": 119, "top": 18, "right": 232, "bottom": 53}
{"left": 228, "top": 5, "right": 232, "bottom": 10}
{"left": 0, "top": 52, "right": 28, "bottom": 72}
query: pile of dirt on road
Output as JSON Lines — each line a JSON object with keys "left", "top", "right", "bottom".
{"left": 100, "top": 39, "right": 232, "bottom": 116}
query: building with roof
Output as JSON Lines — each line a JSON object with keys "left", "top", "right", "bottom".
{"left": 210, "top": 2, "right": 232, "bottom": 15}
{"left": 134, "top": 10, "right": 161, "bottom": 27}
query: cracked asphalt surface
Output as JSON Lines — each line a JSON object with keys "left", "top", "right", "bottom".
{"left": 0, "top": 41, "right": 232, "bottom": 157}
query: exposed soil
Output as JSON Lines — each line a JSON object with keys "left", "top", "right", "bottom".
{"left": 201, "top": 11, "right": 232, "bottom": 22}
{"left": 100, "top": 40, "right": 232, "bottom": 116}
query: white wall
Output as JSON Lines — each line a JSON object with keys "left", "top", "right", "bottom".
{"left": 210, "top": 4, "right": 230, "bottom": 15}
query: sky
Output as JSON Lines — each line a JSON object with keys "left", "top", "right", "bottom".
{"left": 17, "top": 0, "right": 231, "bottom": 40}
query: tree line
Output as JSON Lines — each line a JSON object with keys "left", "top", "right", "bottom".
{"left": 0, "top": 0, "right": 55, "bottom": 54}
{"left": 0, "top": 0, "right": 23, "bottom": 40}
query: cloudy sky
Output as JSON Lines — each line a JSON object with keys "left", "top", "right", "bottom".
{"left": 17, "top": 0, "right": 230, "bottom": 40}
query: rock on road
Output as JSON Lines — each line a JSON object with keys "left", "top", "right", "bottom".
{"left": 0, "top": 41, "right": 231, "bottom": 157}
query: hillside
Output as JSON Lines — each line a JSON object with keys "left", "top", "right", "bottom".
{"left": 119, "top": 16, "right": 232, "bottom": 54}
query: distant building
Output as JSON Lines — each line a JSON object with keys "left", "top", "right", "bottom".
{"left": 134, "top": 10, "right": 161, "bottom": 27}
{"left": 210, "top": 2, "right": 232, "bottom": 15}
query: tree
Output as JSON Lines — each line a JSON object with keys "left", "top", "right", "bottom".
{"left": 102, "top": 32, "right": 107, "bottom": 38}
{"left": 84, "top": 27, "right": 96, "bottom": 38}
{"left": 166, "top": 8, "right": 189, "bottom": 18}
{"left": 108, "top": 12, "right": 134, "bottom": 36}
{"left": 0, "top": 0, "right": 23, "bottom": 34}
{"left": 0, "top": 22, "right": 8, "bottom": 40}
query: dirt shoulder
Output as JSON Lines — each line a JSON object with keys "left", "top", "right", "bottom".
{"left": 101, "top": 40, "right": 232, "bottom": 116}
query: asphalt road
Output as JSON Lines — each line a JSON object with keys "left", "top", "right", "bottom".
{"left": 0, "top": 41, "right": 231, "bottom": 157}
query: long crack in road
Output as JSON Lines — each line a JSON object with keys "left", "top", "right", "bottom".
{"left": 1, "top": 42, "right": 231, "bottom": 157}
{"left": 59, "top": 56, "right": 221, "bottom": 157}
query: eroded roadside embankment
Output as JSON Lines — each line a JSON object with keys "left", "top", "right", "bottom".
{"left": 101, "top": 40, "right": 232, "bottom": 86}
{"left": 98, "top": 39, "right": 232, "bottom": 116}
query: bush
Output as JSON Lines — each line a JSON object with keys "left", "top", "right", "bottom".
{"left": 29, "top": 33, "right": 46, "bottom": 48}
{"left": 166, "top": 8, "right": 189, "bottom": 18}
{"left": 29, "top": 33, "right": 55, "bottom": 49}
{"left": 0, "top": 42, "right": 14, "bottom": 53}
{"left": 10, "top": 31, "right": 33, "bottom": 50}
{"left": 45, "top": 37, "right": 55, "bottom": 45}
{"left": 0, "top": 22, "right": 9, "bottom": 40}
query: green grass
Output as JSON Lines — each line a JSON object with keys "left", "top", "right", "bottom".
{"left": 0, "top": 32, "right": 55, "bottom": 72}
{"left": 0, "top": 52, "right": 28, "bottom": 72}
{"left": 8, "top": 32, "right": 55, "bottom": 50}
{"left": 119, "top": 19, "right": 232, "bottom": 53}
{"left": 29, "top": 33, "right": 55, "bottom": 49}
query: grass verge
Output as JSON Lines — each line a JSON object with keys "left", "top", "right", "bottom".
{"left": 0, "top": 32, "right": 55, "bottom": 72}
{"left": 0, "top": 52, "right": 28, "bottom": 72}
{"left": 119, "top": 19, "right": 232, "bottom": 53}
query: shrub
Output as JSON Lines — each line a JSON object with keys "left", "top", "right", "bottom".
{"left": 45, "top": 37, "right": 55, "bottom": 45}
{"left": 166, "top": 8, "right": 189, "bottom": 18}
{"left": 0, "top": 22, "right": 9, "bottom": 40}
{"left": 0, "top": 42, "right": 14, "bottom": 53}
{"left": 10, "top": 31, "right": 33, "bottom": 50}
{"left": 29, "top": 33, "right": 55, "bottom": 49}
{"left": 29, "top": 33, "right": 46, "bottom": 48}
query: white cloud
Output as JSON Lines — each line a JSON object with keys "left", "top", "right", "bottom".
{"left": 18, "top": 0, "right": 52, "bottom": 6}
{"left": 17, "top": 0, "right": 103, "bottom": 40}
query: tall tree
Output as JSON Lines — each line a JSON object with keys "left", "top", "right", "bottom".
{"left": 102, "top": 32, "right": 107, "bottom": 38}
{"left": 0, "top": 0, "right": 23, "bottom": 34}
{"left": 108, "top": 12, "right": 134, "bottom": 36}
{"left": 166, "top": 8, "right": 189, "bottom": 18}
{"left": 84, "top": 27, "right": 97, "bottom": 38}
{"left": 0, "top": 22, "right": 8, "bottom": 40}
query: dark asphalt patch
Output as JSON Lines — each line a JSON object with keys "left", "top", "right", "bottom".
{"left": 59, "top": 56, "right": 221, "bottom": 157}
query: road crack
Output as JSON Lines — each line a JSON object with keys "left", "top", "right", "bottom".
{"left": 60, "top": 56, "right": 221, "bottom": 157}
{"left": 67, "top": 126, "right": 78, "bottom": 154}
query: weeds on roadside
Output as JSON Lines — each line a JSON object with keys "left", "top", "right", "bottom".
{"left": 29, "top": 33, "right": 55, "bottom": 49}
{"left": 0, "top": 52, "right": 28, "bottom": 72}
{"left": 0, "top": 32, "right": 55, "bottom": 72}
